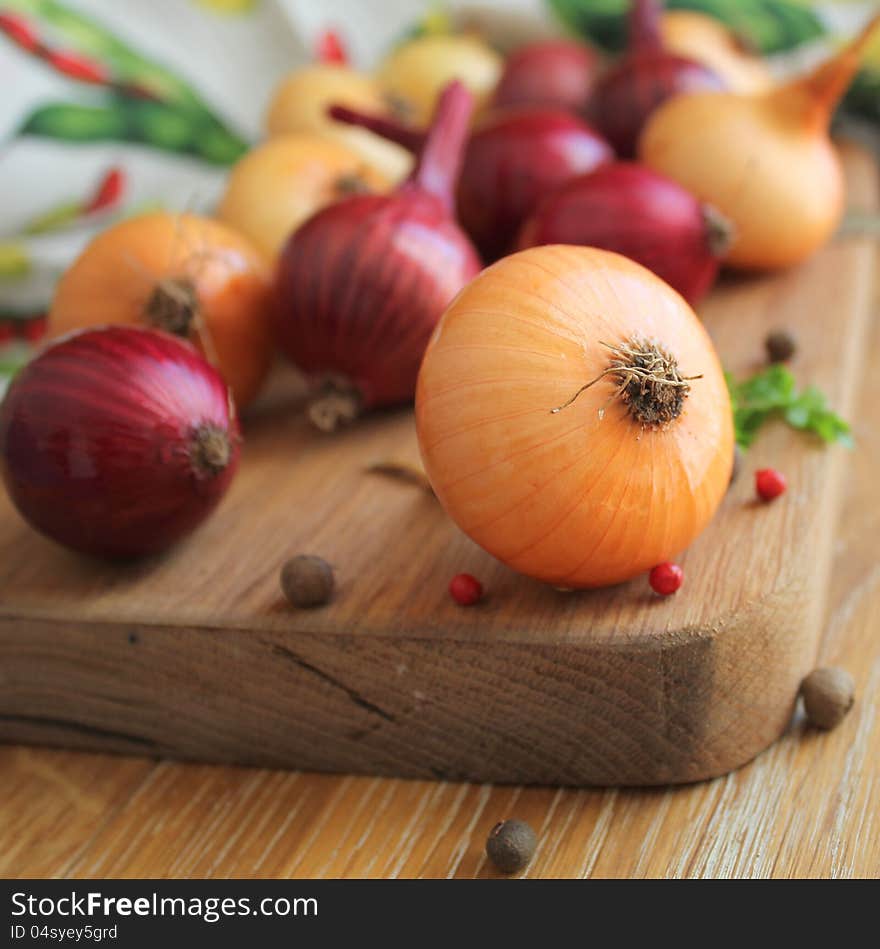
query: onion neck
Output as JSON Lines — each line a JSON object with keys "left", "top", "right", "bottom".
{"left": 769, "top": 13, "right": 880, "bottom": 133}
{"left": 628, "top": 0, "right": 664, "bottom": 55}
{"left": 328, "top": 104, "right": 425, "bottom": 153}
{"left": 329, "top": 81, "right": 474, "bottom": 211}
{"left": 408, "top": 80, "right": 474, "bottom": 212}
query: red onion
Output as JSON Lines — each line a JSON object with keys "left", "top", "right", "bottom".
{"left": 589, "top": 0, "right": 724, "bottom": 158}
{"left": 0, "top": 326, "right": 239, "bottom": 559}
{"left": 491, "top": 39, "right": 600, "bottom": 113}
{"left": 275, "top": 81, "right": 480, "bottom": 431}
{"left": 330, "top": 102, "right": 613, "bottom": 262}
{"left": 517, "top": 161, "right": 733, "bottom": 304}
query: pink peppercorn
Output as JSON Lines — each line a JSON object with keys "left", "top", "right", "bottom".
{"left": 449, "top": 573, "right": 483, "bottom": 606}
{"left": 649, "top": 562, "right": 683, "bottom": 596}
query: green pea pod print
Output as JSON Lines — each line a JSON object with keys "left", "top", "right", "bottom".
{"left": 546, "top": 0, "right": 826, "bottom": 53}
{"left": 20, "top": 101, "right": 128, "bottom": 141}
{"left": 20, "top": 98, "right": 247, "bottom": 165}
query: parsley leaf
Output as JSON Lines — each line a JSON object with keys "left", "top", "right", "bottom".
{"left": 725, "top": 365, "right": 852, "bottom": 450}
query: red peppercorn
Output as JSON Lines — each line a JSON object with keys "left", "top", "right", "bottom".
{"left": 449, "top": 573, "right": 483, "bottom": 606}
{"left": 755, "top": 467, "right": 787, "bottom": 501}
{"left": 649, "top": 562, "right": 683, "bottom": 596}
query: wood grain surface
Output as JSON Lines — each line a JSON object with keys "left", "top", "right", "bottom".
{"left": 0, "top": 145, "right": 878, "bottom": 788}
{"left": 1, "top": 245, "right": 877, "bottom": 875}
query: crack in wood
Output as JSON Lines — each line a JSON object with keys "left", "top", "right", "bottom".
{"left": 269, "top": 644, "right": 398, "bottom": 724}
{"left": 0, "top": 713, "right": 158, "bottom": 749}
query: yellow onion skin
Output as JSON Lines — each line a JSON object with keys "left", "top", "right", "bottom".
{"left": 639, "top": 14, "right": 880, "bottom": 271}
{"left": 639, "top": 91, "right": 844, "bottom": 270}
{"left": 416, "top": 246, "right": 734, "bottom": 589}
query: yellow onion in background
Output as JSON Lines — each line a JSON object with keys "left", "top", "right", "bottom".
{"left": 217, "top": 135, "right": 389, "bottom": 261}
{"left": 265, "top": 64, "right": 412, "bottom": 182}
{"left": 376, "top": 34, "right": 503, "bottom": 125}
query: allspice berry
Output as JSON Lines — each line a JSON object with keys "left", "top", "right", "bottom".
{"left": 486, "top": 819, "right": 537, "bottom": 874}
{"left": 800, "top": 667, "right": 855, "bottom": 729}
{"left": 280, "top": 555, "right": 335, "bottom": 608}
{"left": 765, "top": 329, "right": 797, "bottom": 363}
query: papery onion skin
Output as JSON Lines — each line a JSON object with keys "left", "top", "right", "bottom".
{"left": 517, "top": 162, "right": 729, "bottom": 304}
{"left": 0, "top": 326, "right": 240, "bottom": 559}
{"left": 415, "top": 245, "right": 733, "bottom": 589}
{"left": 49, "top": 212, "right": 273, "bottom": 409}
{"left": 457, "top": 108, "right": 614, "bottom": 261}
{"left": 492, "top": 39, "right": 600, "bottom": 112}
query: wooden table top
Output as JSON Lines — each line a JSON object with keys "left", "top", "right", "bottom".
{"left": 2, "top": 248, "right": 878, "bottom": 880}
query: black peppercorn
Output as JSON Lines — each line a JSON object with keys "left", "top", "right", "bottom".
{"left": 280, "top": 555, "right": 335, "bottom": 608}
{"left": 486, "top": 819, "right": 537, "bottom": 874}
{"left": 801, "top": 667, "right": 855, "bottom": 729}
{"left": 765, "top": 329, "right": 797, "bottom": 363}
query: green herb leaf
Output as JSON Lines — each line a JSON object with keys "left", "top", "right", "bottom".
{"left": 726, "top": 365, "right": 852, "bottom": 450}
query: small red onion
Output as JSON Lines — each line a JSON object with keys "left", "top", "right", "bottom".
{"left": 589, "top": 0, "right": 724, "bottom": 158}
{"left": 517, "top": 161, "right": 733, "bottom": 304}
{"left": 276, "top": 82, "right": 480, "bottom": 431}
{"left": 0, "top": 326, "right": 239, "bottom": 559}
{"left": 492, "top": 39, "right": 600, "bottom": 113}
{"left": 457, "top": 108, "right": 613, "bottom": 261}
{"left": 330, "top": 102, "right": 613, "bottom": 262}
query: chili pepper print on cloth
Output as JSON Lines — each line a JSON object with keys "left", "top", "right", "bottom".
{"left": 1, "top": 0, "right": 878, "bottom": 397}
{"left": 0, "top": 0, "right": 304, "bottom": 393}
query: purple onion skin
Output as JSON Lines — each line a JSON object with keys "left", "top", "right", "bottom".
{"left": 589, "top": 52, "right": 724, "bottom": 158}
{"left": 492, "top": 40, "right": 600, "bottom": 113}
{"left": 457, "top": 108, "right": 613, "bottom": 262}
{"left": 518, "top": 162, "right": 726, "bottom": 304}
{"left": 0, "top": 326, "right": 239, "bottom": 559}
{"left": 274, "top": 188, "right": 481, "bottom": 409}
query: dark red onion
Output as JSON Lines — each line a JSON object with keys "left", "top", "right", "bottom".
{"left": 0, "top": 326, "right": 239, "bottom": 559}
{"left": 589, "top": 0, "right": 724, "bottom": 158}
{"left": 517, "top": 161, "right": 733, "bottom": 304}
{"left": 330, "top": 102, "right": 613, "bottom": 262}
{"left": 492, "top": 39, "right": 600, "bottom": 112}
{"left": 275, "top": 82, "right": 480, "bottom": 431}
{"left": 457, "top": 108, "right": 613, "bottom": 261}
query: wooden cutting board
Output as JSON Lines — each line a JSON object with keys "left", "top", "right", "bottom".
{"left": 0, "top": 144, "right": 876, "bottom": 787}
